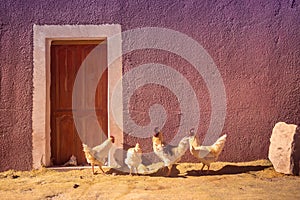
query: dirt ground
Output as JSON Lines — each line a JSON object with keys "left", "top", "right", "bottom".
{"left": 0, "top": 160, "right": 299, "bottom": 200}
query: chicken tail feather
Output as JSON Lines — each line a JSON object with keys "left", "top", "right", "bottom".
{"left": 211, "top": 134, "right": 227, "bottom": 156}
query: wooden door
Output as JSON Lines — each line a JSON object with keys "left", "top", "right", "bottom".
{"left": 50, "top": 40, "right": 108, "bottom": 166}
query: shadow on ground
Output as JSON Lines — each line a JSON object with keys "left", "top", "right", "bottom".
{"left": 106, "top": 162, "right": 272, "bottom": 178}
{"left": 106, "top": 164, "right": 183, "bottom": 177}
{"left": 186, "top": 165, "right": 271, "bottom": 176}
{"left": 147, "top": 165, "right": 185, "bottom": 178}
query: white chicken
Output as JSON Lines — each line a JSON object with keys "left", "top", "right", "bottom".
{"left": 152, "top": 128, "right": 190, "bottom": 176}
{"left": 189, "top": 128, "right": 227, "bottom": 172}
{"left": 125, "top": 143, "right": 142, "bottom": 175}
{"left": 82, "top": 136, "right": 115, "bottom": 174}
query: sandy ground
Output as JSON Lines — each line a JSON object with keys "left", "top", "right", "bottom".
{"left": 0, "top": 160, "right": 299, "bottom": 200}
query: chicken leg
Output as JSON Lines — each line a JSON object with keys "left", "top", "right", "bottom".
{"left": 200, "top": 163, "right": 210, "bottom": 174}
{"left": 129, "top": 167, "right": 133, "bottom": 176}
{"left": 99, "top": 166, "right": 105, "bottom": 174}
{"left": 91, "top": 164, "right": 95, "bottom": 175}
{"left": 166, "top": 166, "right": 172, "bottom": 177}
{"left": 91, "top": 164, "right": 105, "bottom": 175}
{"left": 200, "top": 164, "right": 205, "bottom": 171}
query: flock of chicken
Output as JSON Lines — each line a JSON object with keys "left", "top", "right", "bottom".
{"left": 82, "top": 128, "right": 227, "bottom": 176}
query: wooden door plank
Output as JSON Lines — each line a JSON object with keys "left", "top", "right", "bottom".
{"left": 50, "top": 42, "right": 108, "bottom": 166}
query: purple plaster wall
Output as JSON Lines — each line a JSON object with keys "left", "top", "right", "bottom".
{"left": 0, "top": 0, "right": 299, "bottom": 171}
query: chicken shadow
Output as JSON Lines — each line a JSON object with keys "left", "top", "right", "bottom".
{"left": 106, "top": 164, "right": 186, "bottom": 178}
{"left": 186, "top": 164, "right": 271, "bottom": 176}
{"left": 106, "top": 167, "right": 129, "bottom": 176}
{"left": 147, "top": 165, "right": 186, "bottom": 178}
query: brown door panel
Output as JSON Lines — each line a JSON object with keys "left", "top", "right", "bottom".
{"left": 50, "top": 42, "right": 108, "bottom": 166}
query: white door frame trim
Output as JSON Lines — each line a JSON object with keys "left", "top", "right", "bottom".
{"left": 32, "top": 24, "right": 123, "bottom": 168}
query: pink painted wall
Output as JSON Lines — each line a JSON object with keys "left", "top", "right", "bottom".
{"left": 0, "top": 0, "right": 299, "bottom": 171}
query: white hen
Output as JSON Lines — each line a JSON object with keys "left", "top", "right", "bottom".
{"left": 189, "top": 129, "right": 227, "bottom": 172}
{"left": 82, "top": 136, "right": 115, "bottom": 174}
{"left": 153, "top": 129, "right": 190, "bottom": 176}
{"left": 125, "top": 143, "right": 142, "bottom": 175}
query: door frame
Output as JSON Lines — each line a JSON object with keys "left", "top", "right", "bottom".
{"left": 32, "top": 24, "right": 123, "bottom": 168}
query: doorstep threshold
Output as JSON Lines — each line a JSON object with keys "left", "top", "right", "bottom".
{"left": 47, "top": 166, "right": 111, "bottom": 171}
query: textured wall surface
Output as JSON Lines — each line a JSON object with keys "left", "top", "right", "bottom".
{"left": 0, "top": 0, "right": 299, "bottom": 171}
